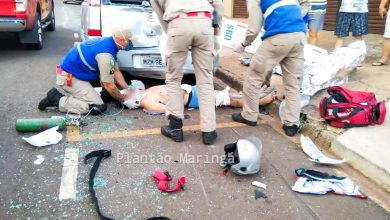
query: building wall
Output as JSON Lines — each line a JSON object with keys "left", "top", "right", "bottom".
{"left": 233, "top": 0, "right": 248, "bottom": 18}
{"left": 224, "top": 0, "right": 234, "bottom": 18}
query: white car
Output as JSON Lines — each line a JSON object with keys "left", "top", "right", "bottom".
{"left": 81, "top": 0, "right": 218, "bottom": 79}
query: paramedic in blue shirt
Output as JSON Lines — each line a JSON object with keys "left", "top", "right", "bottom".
{"left": 232, "top": 0, "right": 307, "bottom": 136}
{"left": 38, "top": 27, "right": 133, "bottom": 115}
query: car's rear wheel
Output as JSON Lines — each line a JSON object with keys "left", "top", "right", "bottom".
{"left": 25, "top": 13, "right": 43, "bottom": 50}
{"left": 45, "top": 7, "right": 55, "bottom": 31}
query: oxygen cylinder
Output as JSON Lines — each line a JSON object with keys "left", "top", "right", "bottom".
{"left": 16, "top": 118, "right": 66, "bottom": 132}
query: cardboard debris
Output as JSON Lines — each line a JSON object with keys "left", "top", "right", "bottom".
{"left": 34, "top": 155, "right": 45, "bottom": 165}
{"left": 22, "top": 126, "right": 63, "bottom": 147}
{"left": 252, "top": 181, "right": 267, "bottom": 190}
{"left": 300, "top": 135, "right": 347, "bottom": 165}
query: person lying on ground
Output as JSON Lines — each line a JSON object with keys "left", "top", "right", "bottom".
{"left": 100, "top": 81, "right": 277, "bottom": 114}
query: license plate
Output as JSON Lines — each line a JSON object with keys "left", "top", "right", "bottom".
{"left": 142, "top": 55, "right": 163, "bottom": 67}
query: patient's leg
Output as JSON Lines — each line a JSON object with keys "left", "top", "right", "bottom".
{"left": 226, "top": 85, "right": 276, "bottom": 108}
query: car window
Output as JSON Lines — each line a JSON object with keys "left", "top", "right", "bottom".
{"left": 103, "top": 0, "right": 150, "bottom": 5}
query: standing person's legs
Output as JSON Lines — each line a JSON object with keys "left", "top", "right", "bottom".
{"left": 351, "top": 12, "right": 368, "bottom": 42}
{"left": 164, "top": 20, "right": 191, "bottom": 119}
{"left": 335, "top": 37, "right": 345, "bottom": 48}
{"left": 59, "top": 76, "right": 104, "bottom": 114}
{"left": 161, "top": 19, "right": 192, "bottom": 142}
{"left": 374, "top": 11, "right": 390, "bottom": 65}
{"left": 334, "top": 12, "right": 351, "bottom": 48}
{"left": 383, "top": 10, "right": 390, "bottom": 62}
{"left": 192, "top": 51, "right": 215, "bottom": 130}
{"left": 377, "top": 37, "right": 390, "bottom": 64}
{"left": 280, "top": 33, "right": 305, "bottom": 130}
{"left": 239, "top": 35, "right": 288, "bottom": 122}
{"left": 308, "top": 13, "right": 325, "bottom": 45}
{"left": 192, "top": 19, "right": 216, "bottom": 133}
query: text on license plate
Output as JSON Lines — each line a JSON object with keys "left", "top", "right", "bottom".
{"left": 142, "top": 55, "right": 163, "bottom": 67}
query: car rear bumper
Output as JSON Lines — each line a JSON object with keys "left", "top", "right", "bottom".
{"left": 0, "top": 17, "right": 26, "bottom": 32}
{"left": 117, "top": 49, "right": 195, "bottom": 79}
{"left": 82, "top": 36, "right": 196, "bottom": 79}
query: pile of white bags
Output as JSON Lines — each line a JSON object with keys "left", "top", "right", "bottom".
{"left": 301, "top": 41, "right": 366, "bottom": 96}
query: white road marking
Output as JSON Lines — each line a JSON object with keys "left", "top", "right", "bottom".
{"left": 59, "top": 148, "right": 79, "bottom": 201}
{"left": 74, "top": 33, "right": 79, "bottom": 39}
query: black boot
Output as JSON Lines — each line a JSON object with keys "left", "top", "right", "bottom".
{"left": 161, "top": 115, "right": 184, "bottom": 142}
{"left": 88, "top": 104, "right": 107, "bottom": 115}
{"left": 232, "top": 113, "right": 257, "bottom": 126}
{"left": 202, "top": 130, "right": 217, "bottom": 145}
{"left": 282, "top": 124, "right": 301, "bottom": 137}
{"left": 38, "top": 88, "right": 64, "bottom": 110}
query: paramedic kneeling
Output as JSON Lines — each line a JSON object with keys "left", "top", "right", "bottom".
{"left": 38, "top": 27, "right": 133, "bottom": 115}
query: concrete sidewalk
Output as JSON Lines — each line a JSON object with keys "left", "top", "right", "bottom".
{"left": 215, "top": 29, "right": 390, "bottom": 211}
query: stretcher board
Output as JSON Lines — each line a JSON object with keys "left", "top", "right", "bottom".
{"left": 220, "top": 18, "right": 263, "bottom": 54}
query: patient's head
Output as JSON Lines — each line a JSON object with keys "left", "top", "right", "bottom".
{"left": 121, "top": 87, "right": 145, "bottom": 109}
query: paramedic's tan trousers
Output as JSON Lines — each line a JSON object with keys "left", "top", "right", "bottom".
{"left": 165, "top": 17, "right": 216, "bottom": 132}
{"left": 56, "top": 71, "right": 104, "bottom": 114}
{"left": 242, "top": 32, "right": 305, "bottom": 126}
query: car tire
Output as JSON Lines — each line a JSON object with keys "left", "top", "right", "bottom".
{"left": 45, "top": 7, "right": 55, "bottom": 31}
{"left": 27, "top": 13, "right": 43, "bottom": 50}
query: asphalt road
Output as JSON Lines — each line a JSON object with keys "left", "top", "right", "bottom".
{"left": 0, "top": 1, "right": 389, "bottom": 219}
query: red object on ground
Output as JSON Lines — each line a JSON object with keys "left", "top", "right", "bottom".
{"left": 319, "top": 86, "right": 386, "bottom": 128}
{"left": 152, "top": 170, "right": 186, "bottom": 193}
{"left": 220, "top": 169, "right": 229, "bottom": 176}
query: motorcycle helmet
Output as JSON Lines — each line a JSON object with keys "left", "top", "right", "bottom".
{"left": 223, "top": 136, "right": 262, "bottom": 175}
